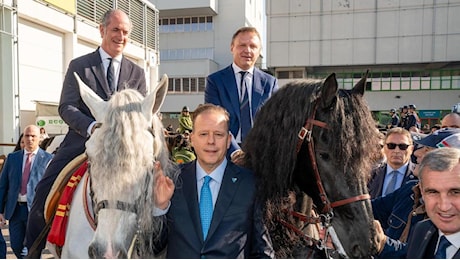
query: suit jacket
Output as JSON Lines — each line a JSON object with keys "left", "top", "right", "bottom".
{"left": 0, "top": 149, "right": 52, "bottom": 217}
{"left": 160, "top": 161, "right": 274, "bottom": 258}
{"left": 367, "top": 162, "right": 416, "bottom": 199}
{"left": 57, "top": 48, "right": 147, "bottom": 162}
{"left": 407, "top": 219, "right": 460, "bottom": 258}
{"left": 205, "top": 65, "right": 278, "bottom": 154}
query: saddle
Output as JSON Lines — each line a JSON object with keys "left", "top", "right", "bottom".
{"left": 44, "top": 153, "right": 88, "bottom": 222}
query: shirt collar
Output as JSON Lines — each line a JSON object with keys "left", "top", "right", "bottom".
{"left": 387, "top": 163, "right": 409, "bottom": 175}
{"left": 24, "top": 148, "right": 38, "bottom": 155}
{"left": 440, "top": 231, "right": 460, "bottom": 252}
{"left": 99, "top": 47, "right": 122, "bottom": 63}
{"left": 232, "top": 63, "right": 254, "bottom": 76}
{"left": 196, "top": 158, "right": 227, "bottom": 184}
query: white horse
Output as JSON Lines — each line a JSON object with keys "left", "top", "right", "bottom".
{"left": 46, "top": 73, "right": 178, "bottom": 258}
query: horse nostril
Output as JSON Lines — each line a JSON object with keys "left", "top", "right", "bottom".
{"left": 88, "top": 244, "right": 97, "bottom": 258}
{"left": 351, "top": 244, "right": 365, "bottom": 258}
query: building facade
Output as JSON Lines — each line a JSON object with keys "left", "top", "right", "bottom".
{"left": 266, "top": 0, "right": 460, "bottom": 127}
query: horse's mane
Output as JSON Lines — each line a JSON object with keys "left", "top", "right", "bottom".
{"left": 85, "top": 89, "right": 179, "bottom": 253}
{"left": 243, "top": 78, "right": 380, "bottom": 257}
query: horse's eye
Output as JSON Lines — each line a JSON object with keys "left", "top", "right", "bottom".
{"left": 319, "top": 153, "right": 330, "bottom": 160}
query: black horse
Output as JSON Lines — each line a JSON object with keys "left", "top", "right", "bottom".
{"left": 243, "top": 73, "right": 381, "bottom": 258}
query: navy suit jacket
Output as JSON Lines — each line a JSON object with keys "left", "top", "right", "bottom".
{"left": 407, "top": 219, "right": 460, "bottom": 258}
{"left": 56, "top": 48, "right": 147, "bottom": 163}
{"left": 367, "top": 162, "right": 416, "bottom": 199}
{"left": 0, "top": 149, "right": 52, "bottom": 218}
{"left": 205, "top": 65, "right": 278, "bottom": 154}
{"left": 159, "top": 161, "right": 274, "bottom": 258}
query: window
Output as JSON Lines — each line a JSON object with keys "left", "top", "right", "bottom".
{"left": 159, "top": 16, "right": 214, "bottom": 33}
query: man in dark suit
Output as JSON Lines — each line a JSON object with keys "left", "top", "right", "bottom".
{"left": 205, "top": 27, "right": 278, "bottom": 157}
{"left": 156, "top": 104, "right": 274, "bottom": 258}
{"left": 368, "top": 127, "right": 416, "bottom": 198}
{"left": 407, "top": 147, "right": 460, "bottom": 258}
{"left": 25, "top": 9, "right": 147, "bottom": 257}
{"left": 0, "top": 125, "right": 52, "bottom": 258}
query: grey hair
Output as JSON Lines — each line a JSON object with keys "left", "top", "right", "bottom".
{"left": 418, "top": 147, "right": 460, "bottom": 182}
{"left": 100, "top": 9, "right": 132, "bottom": 31}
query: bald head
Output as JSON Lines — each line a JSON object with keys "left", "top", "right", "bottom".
{"left": 23, "top": 125, "right": 40, "bottom": 152}
{"left": 441, "top": 113, "right": 460, "bottom": 129}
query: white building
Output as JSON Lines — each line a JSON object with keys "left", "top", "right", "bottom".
{"left": 266, "top": 0, "right": 460, "bottom": 127}
{"left": 0, "top": 0, "right": 160, "bottom": 155}
{"left": 153, "top": 0, "right": 460, "bottom": 129}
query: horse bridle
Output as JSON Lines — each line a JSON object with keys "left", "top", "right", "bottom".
{"left": 283, "top": 96, "right": 371, "bottom": 258}
{"left": 86, "top": 123, "right": 157, "bottom": 258}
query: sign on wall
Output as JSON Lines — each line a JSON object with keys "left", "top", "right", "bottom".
{"left": 36, "top": 116, "right": 69, "bottom": 135}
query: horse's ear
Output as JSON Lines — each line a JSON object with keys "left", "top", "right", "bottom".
{"left": 352, "top": 70, "right": 369, "bottom": 96}
{"left": 142, "top": 74, "right": 168, "bottom": 119}
{"left": 320, "top": 73, "right": 338, "bottom": 108}
{"left": 74, "top": 72, "right": 108, "bottom": 121}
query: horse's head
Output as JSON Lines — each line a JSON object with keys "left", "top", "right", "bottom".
{"left": 74, "top": 73, "right": 174, "bottom": 258}
{"left": 244, "top": 72, "right": 380, "bottom": 258}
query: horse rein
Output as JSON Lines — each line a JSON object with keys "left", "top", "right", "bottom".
{"left": 286, "top": 97, "right": 371, "bottom": 258}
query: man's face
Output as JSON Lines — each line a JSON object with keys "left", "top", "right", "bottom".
{"left": 23, "top": 127, "right": 40, "bottom": 152}
{"left": 190, "top": 111, "right": 231, "bottom": 173}
{"left": 421, "top": 163, "right": 460, "bottom": 235}
{"left": 384, "top": 133, "right": 413, "bottom": 169}
{"left": 99, "top": 10, "right": 131, "bottom": 57}
{"left": 442, "top": 114, "right": 460, "bottom": 129}
{"left": 413, "top": 146, "right": 434, "bottom": 176}
{"left": 230, "top": 31, "right": 261, "bottom": 70}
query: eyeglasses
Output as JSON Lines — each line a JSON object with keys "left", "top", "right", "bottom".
{"left": 386, "top": 143, "right": 411, "bottom": 150}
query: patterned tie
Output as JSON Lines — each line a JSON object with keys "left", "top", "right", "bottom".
{"left": 20, "top": 153, "right": 33, "bottom": 195}
{"left": 434, "top": 235, "right": 451, "bottom": 259}
{"left": 200, "top": 176, "right": 213, "bottom": 239}
{"left": 239, "top": 71, "right": 251, "bottom": 142}
{"left": 107, "top": 58, "right": 115, "bottom": 93}
{"left": 384, "top": 170, "right": 399, "bottom": 195}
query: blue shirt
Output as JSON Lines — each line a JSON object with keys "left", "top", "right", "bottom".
{"left": 383, "top": 163, "right": 408, "bottom": 196}
{"left": 196, "top": 158, "right": 227, "bottom": 207}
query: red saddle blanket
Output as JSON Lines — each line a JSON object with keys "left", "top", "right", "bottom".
{"left": 47, "top": 161, "right": 88, "bottom": 246}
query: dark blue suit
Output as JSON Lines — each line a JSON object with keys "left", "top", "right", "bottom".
{"left": 367, "top": 162, "right": 416, "bottom": 199}
{"left": 407, "top": 219, "right": 460, "bottom": 258}
{"left": 157, "top": 161, "right": 274, "bottom": 258}
{"left": 0, "top": 149, "right": 52, "bottom": 258}
{"left": 205, "top": 65, "right": 278, "bottom": 154}
{"left": 26, "top": 48, "right": 147, "bottom": 254}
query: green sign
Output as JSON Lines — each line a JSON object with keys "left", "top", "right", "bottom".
{"left": 418, "top": 110, "right": 441, "bottom": 118}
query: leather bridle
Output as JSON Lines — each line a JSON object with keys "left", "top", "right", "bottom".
{"left": 282, "top": 96, "right": 371, "bottom": 258}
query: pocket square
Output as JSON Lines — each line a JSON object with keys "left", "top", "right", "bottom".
{"left": 232, "top": 177, "right": 237, "bottom": 183}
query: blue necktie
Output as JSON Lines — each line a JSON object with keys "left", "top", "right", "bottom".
{"left": 239, "top": 71, "right": 251, "bottom": 142}
{"left": 435, "top": 235, "right": 451, "bottom": 259}
{"left": 200, "top": 176, "right": 213, "bottom": 239}
{"left": 107, "top": 58, "right": 115, "bottom": 93}
{"left": 384, "top": 170, "right": 398, "bottom": 195}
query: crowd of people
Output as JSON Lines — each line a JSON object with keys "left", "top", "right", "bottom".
{"left": 1, "top": 7, "right": 460, "bottom": 259}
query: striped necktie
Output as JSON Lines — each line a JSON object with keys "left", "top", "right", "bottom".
{"left": 384, "top": 170, "right": 399, "bottom": 195}
{"left": 434, "top": 235, "right": 451, "bottom": 259}
{"left": 239, "top": 71, "right": 251, "bottom": 142}
{"left": 107, "top": 58, "right": 115, "bottom": 93}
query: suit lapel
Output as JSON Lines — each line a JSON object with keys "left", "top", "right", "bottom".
{"left": 90, "top": 49, "right": 112, "bottom": 98}
{"left": 251, "top": 69, "right": 265, "bottom": 117}
{"left": 118, "top": 57, "right": 133, "bottom": 91}
{"left": 222, "top": 66, "right": 241, "bottom": 121}
{"left": 181, "top": 162, "right": 204, "bottom": 241}
{"left": 206, "top": 163, "right": 241, "bottom": 240}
